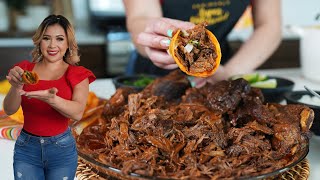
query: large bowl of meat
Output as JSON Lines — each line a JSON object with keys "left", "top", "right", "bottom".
{"left": 73, "top": 70, "right": 313, "bottom": 180}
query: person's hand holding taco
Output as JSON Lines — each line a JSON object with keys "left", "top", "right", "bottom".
{"left": 6, "top": 66, "right": 25, "bottom": 89}
{"left": 136, "top": 18, "right": 194, "bottom": 70}
{"left": 136, "top": 19, "right": 221, "bottom": 79}
{"left": 21, "top": 70, "right": 39, "bottom": 85}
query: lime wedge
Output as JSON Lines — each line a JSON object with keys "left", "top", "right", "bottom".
{"left": 251, "top": 79, "right": 277, "bottom": 88}
{"left": 257, "top": 74, "right": 267, "bottom": 81}
{"left": 231, "top": 73, "right": 259, "bottom": 83}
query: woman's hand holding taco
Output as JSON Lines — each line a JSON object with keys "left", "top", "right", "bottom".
{"left": 6, "top": 66, "right": 39, "bottom": 93}
{"left": 136, "top": 17, "right": 194, "bottom": 69}
{"left": 21, "top": 70, "right": 39, "bottom": 85}
{"left": 6, "top": 66, "right": 24, "bottom": 89}
{"left": 136, "top": 19, "right": 222, "bottom": 76}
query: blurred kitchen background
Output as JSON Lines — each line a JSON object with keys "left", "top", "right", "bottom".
{"left": 0, "top": 0, "right": 319, "bottom": 80}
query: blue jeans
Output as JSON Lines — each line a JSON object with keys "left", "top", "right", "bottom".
{"left": 13, "top": 128, "right": 78, "bottom": 180}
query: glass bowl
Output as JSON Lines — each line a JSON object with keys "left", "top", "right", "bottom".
{"left": 77, "top": 143, "right": 309, "bottom": 180}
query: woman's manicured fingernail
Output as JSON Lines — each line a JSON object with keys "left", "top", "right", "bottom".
{"left": 167, "top": 29, "right": 173, "bottom": 37}
{"left": 160, "top": 39, "right": 170, "bottom": 46}
{"left": 187, "top": 76, "right": 195, "bottom": 87}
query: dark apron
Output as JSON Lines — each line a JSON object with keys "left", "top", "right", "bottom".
{"left": 127, "top": 0, "right": 250, "bottom": 76}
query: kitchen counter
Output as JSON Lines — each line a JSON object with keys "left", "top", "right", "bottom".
{"left": 0, "top": 68, "right": 319, "bottom": 180}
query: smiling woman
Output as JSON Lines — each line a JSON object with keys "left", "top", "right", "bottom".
{"left": 3, "top": 14, "right": 96, "bottom": 179}
{"left": 31, "top": 14, "right": 79, "bottom": 65}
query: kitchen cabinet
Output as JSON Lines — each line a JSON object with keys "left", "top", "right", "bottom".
{"left": 0, "top": 38, "right": 301, "bottom": 81}
{"left": 0, "top": 46, "right": 33, "bottom": 80}
{"left": 0, "top": 29, "right": 107, "bottom": 80}
{"left": 0, "top": 44, "right": 107, "bottom": 81}
{"left": 78, "top": 44, "right": 107, "bottom": 78}
{"left": 229, "top": 39, "right": 300, "bottom": 69}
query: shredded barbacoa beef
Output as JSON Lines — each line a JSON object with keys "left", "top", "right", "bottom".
{"left": 174, "top": 22, "right": 217, "bottom": 74}
{"left": 76, "top": 70, "right": 313, "bottom": 180}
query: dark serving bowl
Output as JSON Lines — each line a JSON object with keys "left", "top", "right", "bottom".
{"left": 258, "top": 76, "right": 295, "bottom": 103}
{"left": 285, "top": 90, "right": 320, "bottom": 135}
{"left": 112, "top": 74, "right": 157, "bottom": 91}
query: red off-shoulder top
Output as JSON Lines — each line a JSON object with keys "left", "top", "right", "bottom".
{"left": 15, "top": 60, "right": 96, "bottom": 136}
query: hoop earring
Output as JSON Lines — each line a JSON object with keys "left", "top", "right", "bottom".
{"left": 35, "top": 46, "right": 42, "bottom": 62}
{"left": 37, "top": 54, "right": 43, "bottom": 62}
{"left": 69, "top": 48, "right": 73, "bottom": 56}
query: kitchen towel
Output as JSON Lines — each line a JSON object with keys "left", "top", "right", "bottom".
{"left": 0, "top": 111, "right": 22, "bottom": 140}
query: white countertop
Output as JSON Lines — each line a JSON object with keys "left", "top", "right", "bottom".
{"left": 0, "top": 68, "right": 319, "bottom": 180}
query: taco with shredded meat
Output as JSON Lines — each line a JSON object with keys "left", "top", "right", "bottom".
{"left": 169, "top": 22, "right": 221, "bottom": 77}
{"left": 22, "top": 70, "right": 39, "bottom": 85}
